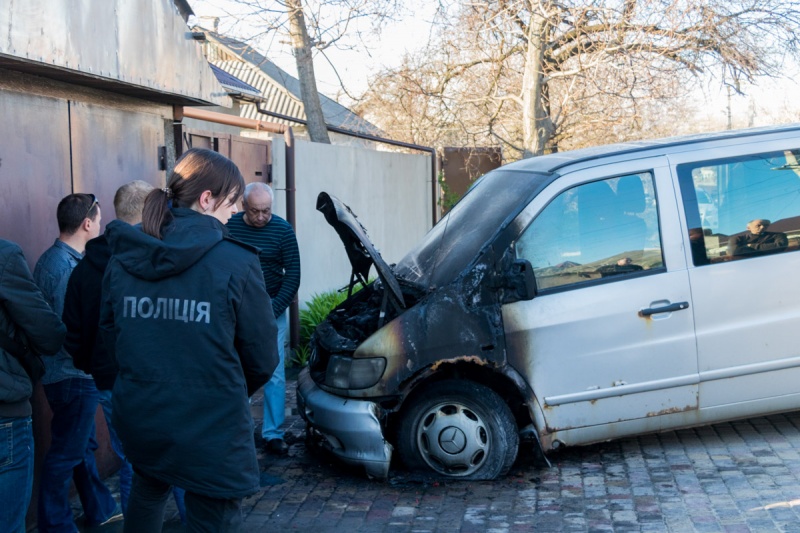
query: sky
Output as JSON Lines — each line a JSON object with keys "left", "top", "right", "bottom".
{"left": 188, "top": 0, "right": 800, "bottom": 129}
{"left": 695, "top": 70, "right": 800, "bottom": 130}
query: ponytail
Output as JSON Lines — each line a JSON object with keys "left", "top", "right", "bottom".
{"left": 141, "top": 188, "right": 173, "bottom": 239}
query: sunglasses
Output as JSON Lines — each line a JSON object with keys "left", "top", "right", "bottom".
{"left": 83, "top": 194, "right": 100, "bottom": 220}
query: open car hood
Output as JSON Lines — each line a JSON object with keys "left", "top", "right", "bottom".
{"left": 316, "top": 192, "right": 405, "bottom": 308}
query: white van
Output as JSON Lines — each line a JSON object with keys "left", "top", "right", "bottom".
{"left": 297, "top": 124, "right": 800, "bottom": 480}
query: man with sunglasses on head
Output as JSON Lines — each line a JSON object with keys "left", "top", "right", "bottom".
{"left": 34, "top": 193, "right": 120, "bottom": 532}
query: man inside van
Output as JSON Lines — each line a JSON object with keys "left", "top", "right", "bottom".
{"left": 597, "top": 257, "right": 644, "bottom": 278}
{"left": 727, "top": 219, "right": 788, "bottom": 258}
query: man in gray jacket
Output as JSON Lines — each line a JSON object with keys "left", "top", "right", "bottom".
{"left": 34, "top": 193, "right": 120, "bottom": 532}
{"left": 0, "top": 239, "right": 66, "bottom": 533}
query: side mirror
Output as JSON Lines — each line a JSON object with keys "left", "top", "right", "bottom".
{"left": 500, "top": 258, "right": 536, "bottom": 303}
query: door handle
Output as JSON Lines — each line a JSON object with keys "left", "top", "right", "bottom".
{"left": 639, "top": 301, "right": 690, "bottom": 317}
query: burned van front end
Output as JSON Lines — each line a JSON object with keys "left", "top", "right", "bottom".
{"left": 298, "top": 176, "right": 547, "bottom": 480}
{"left": 296, "top": 192, "right": 429, "bottom": 478}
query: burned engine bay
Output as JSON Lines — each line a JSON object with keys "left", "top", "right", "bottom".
{"left": 308, "top": 278, "right": 426, "bottom": 384}
{"left": 310, "top": 191, "right": 527, "bottom": 401}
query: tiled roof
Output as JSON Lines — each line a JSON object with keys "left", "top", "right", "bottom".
{"left": 198, "top": 28, "right": 383, "bottom": 136}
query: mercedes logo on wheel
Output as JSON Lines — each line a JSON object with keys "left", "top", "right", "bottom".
{"left": 439, "top": 426, "right": 467, "bottom": 454}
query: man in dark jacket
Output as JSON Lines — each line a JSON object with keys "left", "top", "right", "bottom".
{"left": 727, "top": 219, "right": 789, "bottom": 257}
{"left": 64, "top": 181, "right": 153, "bottom": 388}
{"left": 0, "top": 239, "right": 66, "bottom": 533}
{"left": 100, "top": 207, "right": 278, "bottom": 530}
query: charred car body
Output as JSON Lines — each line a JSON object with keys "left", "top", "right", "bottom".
{"left": 299, "top": 124, "right": 800, "bottom": 480}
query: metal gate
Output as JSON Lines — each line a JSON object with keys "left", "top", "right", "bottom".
{"left": 182, "top": 129, "right": 272, "bottom": 186}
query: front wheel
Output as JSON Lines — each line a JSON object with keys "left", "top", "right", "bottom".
{"left": 396, "top": 380, "right": 519, "bottom": 480}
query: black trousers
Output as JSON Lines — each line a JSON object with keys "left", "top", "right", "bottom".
{"left": 124, "top": 468, "right": 243, "bottom": 533}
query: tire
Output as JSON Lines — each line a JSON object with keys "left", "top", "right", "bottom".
{"left": 396, "top": 380, "right": 519, "bottom": 480}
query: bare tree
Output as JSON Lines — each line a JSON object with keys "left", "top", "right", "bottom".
{"left": 362, "top": 0, "right": 800, "bottom": 158}
{"left": 286, "top": 0, "right": 330, "bottom": 142}
{"left": 195, "top": 0, "right": 402, "bottom": 143}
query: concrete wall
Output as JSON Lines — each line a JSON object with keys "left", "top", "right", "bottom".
{"left": 270, "top": 138, "right": 433, "bottom": 306}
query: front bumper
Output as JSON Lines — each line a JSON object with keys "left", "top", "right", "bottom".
{"left": 296, "top": 367, "right": 392, "bottom": 479}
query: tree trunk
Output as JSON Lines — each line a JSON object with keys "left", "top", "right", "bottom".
{"left": 286, "top": 0, "right": 331, "bottom": 143}
{"left": 521, "top": 12, "right": 554, "bottom": 158}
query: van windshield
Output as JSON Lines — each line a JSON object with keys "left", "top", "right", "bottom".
{"left": 395, "top": 169, "right": 549, "bottom": 289}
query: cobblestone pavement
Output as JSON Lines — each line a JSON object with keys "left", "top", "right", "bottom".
{"left": 80, "top": 377, "right": 800, "bottom": 532}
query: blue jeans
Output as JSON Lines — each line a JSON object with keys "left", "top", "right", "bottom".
{"left": 97, "top": 390, "right": 132, "bottom": 512}
{"left": 262, "top": 311, "right": 287, "bottom": 440}
{"left": 0, "top": 416, "right": 34, "bottom": 533}
{"left": 98, "top": 390, "right": 185, "bottom": 522}
{"left": 39, "top": 378, "right": 117, "bottom": 532}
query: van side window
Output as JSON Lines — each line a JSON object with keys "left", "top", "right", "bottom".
{"left": 517, "top": 172, "right": 663, "bottom": 291}
{"left": 677, "top": 149, "right": 800, "bottom": 265}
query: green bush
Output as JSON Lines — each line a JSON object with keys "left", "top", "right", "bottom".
{"left": 288, "top": 287, "right": 356, "bottom": 368}
{"left": 299, "top": 289, "right": 351, "bottom": 348}
{"left": 290, "top": 344, "right": 311, "bottom": 367}
{"left": 437, "top": 170, "right": 461, "bottom": 212}
{"left": 289, "top": 283, "right": 371, "bottom": 368}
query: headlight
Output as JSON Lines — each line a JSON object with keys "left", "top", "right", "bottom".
{"left": 326, "top": 356, "right": 386, "bottom": 389}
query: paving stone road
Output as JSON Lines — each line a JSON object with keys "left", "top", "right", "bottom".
{"left": 75, "top": 378, "right": 800, "bottom": 532}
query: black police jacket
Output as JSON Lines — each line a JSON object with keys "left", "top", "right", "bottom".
{"left": 100, "top": 209, "right": 278, "bottom": 499}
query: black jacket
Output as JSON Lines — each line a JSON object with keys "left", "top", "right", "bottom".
{"left": 728, "top": 231, "right": 788, "bottom": 257}
{"left": 0, "top": 239, "right": 66, "bottom": 417}
{"left": 100, "top": 209, "right": 278, "bottom": 499}
{"left": 63, "top": 234, "right": 117, "bottom": 389}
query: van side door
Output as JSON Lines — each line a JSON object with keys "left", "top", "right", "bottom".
{"left": 502, "top": 157, "right": 700, "bottom": 448}
{"left": 673, "top": 140, "right": 800, "bottom": 415}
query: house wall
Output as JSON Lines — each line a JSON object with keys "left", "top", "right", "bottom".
{"left": 186, "top": 105, "right": 379, "bottom": 149}
{"left": 184, "top": 105, "right": 248, "bottom": 137}
{"left": 270, "top": 137, "right": 433, "bottom": 306}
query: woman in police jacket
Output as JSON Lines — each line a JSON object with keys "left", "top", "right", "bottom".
{"left": 100, "top": 148, "right": 278, "bottom": 532}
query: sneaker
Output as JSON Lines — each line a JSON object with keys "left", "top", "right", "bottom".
{"left": 264, "top": 438, "right": 289, "bottom": 455}
{"left": 87, "top": 505, "right": 124, "bottom": 528}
